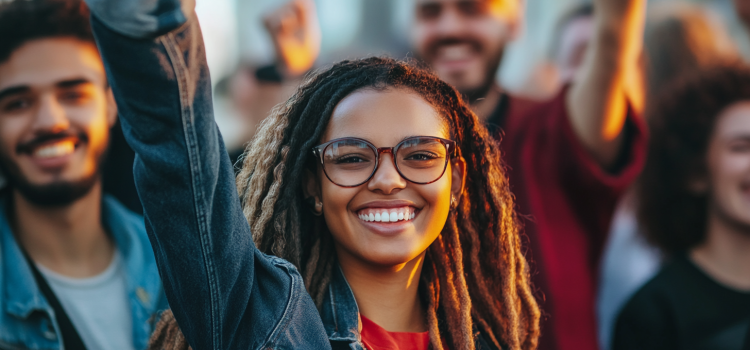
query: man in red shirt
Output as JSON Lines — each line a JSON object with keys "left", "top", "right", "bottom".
{"left": 411, "top": 1, "right": 647, "bottom": 350}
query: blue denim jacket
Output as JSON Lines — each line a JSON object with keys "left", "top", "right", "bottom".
{"left": 85, "top": 1, "right": 499, "bottom": 349}
{"left": 0, "top": 195, "right": 168, "bottom": 350}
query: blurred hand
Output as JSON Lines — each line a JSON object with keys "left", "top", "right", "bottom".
{"left": 263, "top": 0, "right": 321, "bottom": 78}
{"left": 591, "top": 0, "right": 646, "bottom": 60}
{"left": 735, "top": 0, "right": 750, "bottom": 29}
{"left": 594, "top": 0, "right": 647, "bottom": 26}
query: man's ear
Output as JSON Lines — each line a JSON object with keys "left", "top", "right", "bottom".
{"left": 450, "top": 157, "right": 467, "bottom": 201}
{"left": 106, "top": 88, "right": 118, "bottom": 128}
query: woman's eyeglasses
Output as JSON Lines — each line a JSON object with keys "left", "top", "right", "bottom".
{"left": 311, "top": 136, "right": 456, "bottom": 188}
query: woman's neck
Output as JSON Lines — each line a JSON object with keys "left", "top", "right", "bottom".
{"left": 336, "top": 247, "right": 427, "bottom": 333}
{"left": 690, "top": 208, "right": 750, "bottom": 291}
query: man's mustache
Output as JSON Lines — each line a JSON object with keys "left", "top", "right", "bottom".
{"left": 425, "top": 37, "right": 483, "bottom": 58}
{"left": 16, "top": 131, "right": 87, "bottom": 155}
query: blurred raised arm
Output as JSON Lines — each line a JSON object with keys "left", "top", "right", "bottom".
{"left": 566, "top": 0, "right": 646, "bottom": 168}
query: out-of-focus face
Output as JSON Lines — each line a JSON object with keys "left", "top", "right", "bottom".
{"left": 706, "top": 101, "right": 750, "bottom": 231}
{"left": 0, "top": 38, "right": 115, "bottom": 206}
{"left": 310, "top": 88, "right": 464, "bottom": 268}
{"left": 411, "top": 0, "right": 521, "bottom": 100}
{"left": 735, "top": 0, "right": 750, "bottom": 28}
{"left": 555, "top": 15, "right": 593, "bottom": 84}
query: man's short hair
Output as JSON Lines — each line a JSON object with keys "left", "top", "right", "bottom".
{"left": 637, "top": 62, "right": 750, "bottom": 255}
{"left": 0, "top": 0, "right": 93, "bottom": 64}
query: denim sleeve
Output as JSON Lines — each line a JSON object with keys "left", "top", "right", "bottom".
{"left": 87, "top": 4, "right": 331, "bottom": 350}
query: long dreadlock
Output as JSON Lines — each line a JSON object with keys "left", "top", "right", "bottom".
{"left": 234, "top": 57, "right": 539, "bottom": 350}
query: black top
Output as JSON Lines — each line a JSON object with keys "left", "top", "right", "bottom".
{"left": 613, "top": 255, "right": 750, "bottom": 350}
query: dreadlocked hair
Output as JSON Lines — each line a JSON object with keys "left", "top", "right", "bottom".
{"left": 235, "top": 57, "right": 540, "bottom": 350}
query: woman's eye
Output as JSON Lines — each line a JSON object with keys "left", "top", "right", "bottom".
{"left": 334, "top": 155, "right": 367, "bottom": 164}
{"left": 406, "top": 153, "right": 438, "bottom": 161}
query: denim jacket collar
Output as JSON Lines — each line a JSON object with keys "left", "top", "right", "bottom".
{"left": 1, "top": 207, "right": 45, "bottom": 319}
{"left": 321, "top": 264, "right": 363, "bottom": 347}
{"left": 102, "top": 195, "right": 163, "bottom": 311}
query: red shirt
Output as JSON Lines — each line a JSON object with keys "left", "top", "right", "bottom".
{"left": 360, "top": 315, "right": 430, "bottom": 350}
{"left": 491, "top": 89, "right": 646, "bottom": 350}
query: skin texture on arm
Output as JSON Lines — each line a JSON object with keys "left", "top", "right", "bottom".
{"left": 566, "top": 0, "right": 646, "bottom": 168}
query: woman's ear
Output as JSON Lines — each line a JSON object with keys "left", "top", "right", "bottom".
{"left": 687, "top": 166, "right": 710, "bottom": 195}
{"left": 303, "top": 167, "right": 323, "bottom": 215}
{"left": 302, "top": 168, "right": 320, "bottom": 198}
{"left": 688, "top": 176, "right": 709, "bottom": 195}
{"left": 450, "top": 157, "right": 467, "bottom": 202}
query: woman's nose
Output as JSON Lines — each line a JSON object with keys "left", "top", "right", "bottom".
{"left": 367, "top": 152, "right": 407, "bottom": 194}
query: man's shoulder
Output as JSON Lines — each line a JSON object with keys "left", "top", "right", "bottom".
{"left": 496, "top": 90, "right": 569, "bottom": 142}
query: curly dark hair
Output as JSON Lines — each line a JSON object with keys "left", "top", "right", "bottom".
{"left": 0, "top": 0, "right": 93, "bottom": 64}
{"left": 230, "top": 57, "right": 539, "bottom": 350}
{"left": 637, "top": 62, "right": 750, "bottom": 255}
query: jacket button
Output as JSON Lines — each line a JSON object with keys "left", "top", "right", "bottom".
{"left": 42, "top": 319, "right": 57, "bottom": 340}
{"left": 136, "top": 287, "right": 150, "bottom": 305}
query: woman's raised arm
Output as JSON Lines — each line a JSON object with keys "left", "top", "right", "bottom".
{"left": 84, "top": 0, "right": 330, "bottom": 348}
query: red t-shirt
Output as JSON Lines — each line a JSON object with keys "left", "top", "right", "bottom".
{"left": 491, "top": 89, "right": 646, "bottom": 350}
{"left": 360, "top": 315, "right": 430, "bottom": 350}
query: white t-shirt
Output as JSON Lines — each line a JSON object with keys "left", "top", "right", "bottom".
{"left": 37, "top": 251, "right": 135, "bottom": 350}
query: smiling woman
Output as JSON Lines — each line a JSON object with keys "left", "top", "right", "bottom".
{"left": 231, "top": 57, "right": 539, "bottom": 350}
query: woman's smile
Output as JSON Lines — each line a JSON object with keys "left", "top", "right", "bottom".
{"left": 353, "top": 200, "right": 422, "bottom": 236}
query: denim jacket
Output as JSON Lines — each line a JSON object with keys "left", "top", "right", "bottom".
{"left": 85, "top": 1, "right": 499, "bottom": 349}
{"left": 0, "top": 195, "right": 168, "bottom": 350}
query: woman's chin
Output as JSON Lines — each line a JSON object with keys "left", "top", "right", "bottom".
{"left": 356, "top": 246, "right": 427, "bottom": 268}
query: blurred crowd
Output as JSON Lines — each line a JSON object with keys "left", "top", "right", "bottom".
{"left": 1, "top": 0, "right": 750, "bottom": 349}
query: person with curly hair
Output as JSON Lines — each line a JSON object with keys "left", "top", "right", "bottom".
{"left": 83, "top": 0, "right": 540, "bottom": 349}
{"left": 613, "top": 63, "right": 750, "bottom": 350}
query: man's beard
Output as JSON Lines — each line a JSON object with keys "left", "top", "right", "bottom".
{"left": 459, "top": 71, "right": 498, "bottom": 103}
{"left": 0, "top": 147, "right": 104, "bottom": 208}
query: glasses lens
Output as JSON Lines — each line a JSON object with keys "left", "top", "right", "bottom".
{"left": 396, "top": 137, "right": 449, "bottom": 183}
{"left": 322, "top": 139, "right": 377, "bottom": 186}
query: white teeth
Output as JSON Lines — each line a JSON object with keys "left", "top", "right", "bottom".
{"left": 358, "top": 207, "right": 417, "bottom": 223}
{"left": 441, "top": 44, "right": 472, "bottom": 60}
{"left": 34, "top": 141, "right": 75, "bottom": 158}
